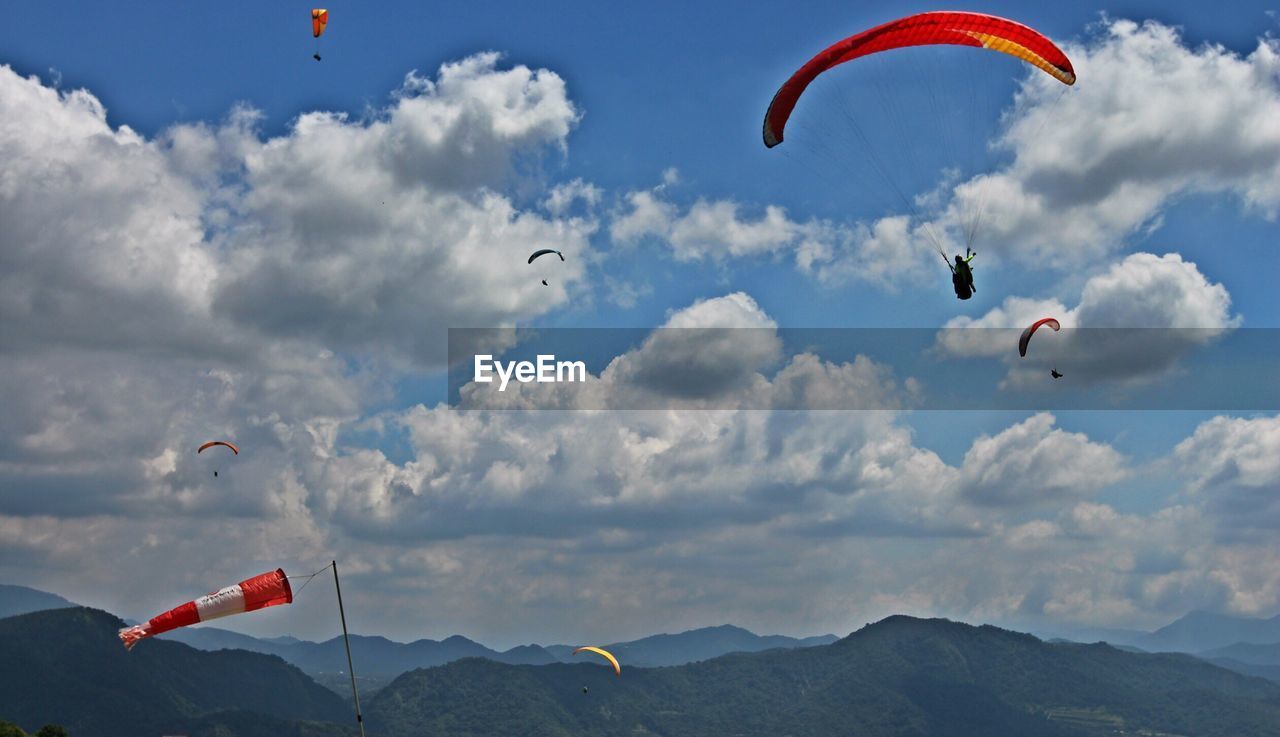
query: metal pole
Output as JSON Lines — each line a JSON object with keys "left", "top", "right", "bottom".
{"left": 332, "top": 560, "right": 366, "bottom": 737}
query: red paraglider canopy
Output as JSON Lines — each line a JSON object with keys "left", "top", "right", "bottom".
{"left": 197, "top": 441, "right": 239, "bottom": 455}
{"left": 1019, "top": 317, "right": 1061, "bottom": 357}
{"left": 763, "top": 11, "right": 1076, "bottom": 148}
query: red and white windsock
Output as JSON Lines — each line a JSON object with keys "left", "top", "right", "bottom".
{"left": 119, "top": 568, "right": 293, "bottom": 650}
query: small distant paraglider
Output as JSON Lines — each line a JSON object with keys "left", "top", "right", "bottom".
{"left": 528, "top": 249, "right": 565, "bottom": 264}
{"left": 198, "top": 440, "right": 239, "bottom": 477}
{"left": 1019, "top": 318, "right": 1063, "bottom": 381}
{"left": 529, "top": 249, "right": 565, "bottom": 286}
{"left": 311, "top": 9, "right": 328, "bottom": 61}
{"left": 1018, "top": 317, "right": 1061, "bottom": 358}
{"left": 573, "top": 646, "right": 621, "bottom": 676}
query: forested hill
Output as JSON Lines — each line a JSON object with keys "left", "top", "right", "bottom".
{"left": 367, "top": 615, "right": 1280, "bottom": 737}
{"left": 5, "top": 609, "right": 1280, "bottom": 737}
{"left": 0, "top": 607, "right": 349, "bottom": 737}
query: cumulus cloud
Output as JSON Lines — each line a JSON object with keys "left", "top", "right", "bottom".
{"left": 0, "top": 54, "right": 602, "bottom": 635}
{"left": 0, "top": 67, "right": 223, "bottom": 359}
{"left": 959, "top": 413, "right": 1128, "bottom": 507}
{"left": 609, "top": 183, "right": 937, "bottom": 289}
{"left": 460, "top": 293, "right": 918, "bottom": 410}
{"left": 212, "top": 55, "right": 594, "bottom": 366}
{"left": 542, "top": 177, "right": 601, "bottom": 216}
{"left": 1174, "top": 414, "right": 1280, "bottom": 534}
{"left": 937, "top": 252, "right": 1238, "bottom": 386}
{"left": 1, "top": 44, "right": 1276, "bottom": 646}
{"left": 937, "top": 19, "right": 1280, "bottom": 266}
{"left": 613, "top": 20, "right": 1280, "bottom": 287}
{"left": 1, "top": 55, "right": 596, "bottom": 371}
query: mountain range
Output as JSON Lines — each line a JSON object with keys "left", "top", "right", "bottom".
{"left": 0, "top": 585, "right": 75, "bottom": 621}
{"left": 0, "top": 583, "right": 839, "bottom": 694}
{"left": 366, "top": 615, "right": 1280, "bottom": 737}
{"left": 0, "top": 607, "right": 349, "bottom": 737}
{"left": 4, "top": 604, "right": 1280, "bottom": 736}
{"left": 1051, "top": 609, "right": 1280, "bottom": 654}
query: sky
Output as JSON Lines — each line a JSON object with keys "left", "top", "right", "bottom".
{"left": 0, "top": 1, "right": 1277, "bottom": 649}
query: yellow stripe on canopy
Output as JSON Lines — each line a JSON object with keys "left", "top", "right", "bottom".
{"left": 961, "top": 31, "right": 1076, "bottom": 85}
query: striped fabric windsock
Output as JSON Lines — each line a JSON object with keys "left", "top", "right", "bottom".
{"left": 119, "top": 569, "right": 293, "bottom": 650}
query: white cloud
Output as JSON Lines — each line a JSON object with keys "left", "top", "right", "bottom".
{"left": 0, "top": 54, "right": 602, "bottom": 634}
{"left": 666, "top": 201, "right": 798, "bottom": 261}
{"left": 1, "top": 44, "right": 1277, "bottom": 646}
{"left": 937, "top": 252, "right": 1237, "bottom": 386}
{"left": 542, "top": 177, "right": 601, "bottom": 216}
{"left": 1174, "top": 414, "right": 1280, "bottom": 533}
{"left": 614, "top": 20, "right": 1280, "bottom": 287}
{"left": 609, "top": 183, "right": 936, "bottom": 289}
{"left": 609, "top": 189, "right": 677, "bottom": 244}
{"left": 0, "top": 67, "right": 223, "bottom": 359}
{"left": 0, "top": 55, "right": 596, "bottom": 371}
{"left": 959, "top": 413, "right": 1128, "bottom": 507}
{"left": 459, "top": 293, "right": 917, "bottom": 411}
{"left": 938, "top": 20, "right": 1280, "bottom": 267}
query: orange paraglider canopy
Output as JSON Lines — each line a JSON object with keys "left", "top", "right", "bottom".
{"left": 312, "top": 9, "right": 328, "bottom": 38}
{"left": 197, "top": 441, "right": 240, "bottom": 455}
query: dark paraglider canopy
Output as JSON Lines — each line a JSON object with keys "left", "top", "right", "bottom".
{"left": 528, "top": 249, "right": 565, "bottom": 264}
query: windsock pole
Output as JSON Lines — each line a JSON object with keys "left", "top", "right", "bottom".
{"left": 332, "top": 560, "right": 366, "bottom": 737}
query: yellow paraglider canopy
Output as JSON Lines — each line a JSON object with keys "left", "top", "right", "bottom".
{"left": 573, "top": 646, "right": 621, "bottom": 676}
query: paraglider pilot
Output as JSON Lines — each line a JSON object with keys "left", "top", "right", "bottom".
{"left": 947, "top": 248, "right": 976, "bottom": 300}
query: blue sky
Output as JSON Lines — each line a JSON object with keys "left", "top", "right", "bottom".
{"left": 0, "top": 1, "right": 1277, "bottom": 646}
{"left": 3, "top": 1, "right": 1274, "bottom": 331}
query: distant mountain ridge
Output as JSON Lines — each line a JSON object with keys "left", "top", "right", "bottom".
{"left": 1200, "top": 641, "right": 1280, "bottom": 666}
{"left": 1056, "top": 610, "right": 1280, "bottom": 653}
{"left": 572, "top": 622, "right": 838, "bottom": 667}
{"left": 4, "top": 605, "right": 1280, "bottom": 736}
{"left": 165, "top": 621, "right": 837, "bottom": 684}
{"left": 0, "top": 584, "right": 76, "bottom": 620}
{"left": 0, "top": 582, "right": 836, "bottom": 695}
{"left": 365, "top": 615, "right": 1280, "bottom": 737}
{"left": 4, "top": 582, "right": 1277, "bottom": 692}
{"left": 1148, "top": 610, "right": 1280, "bottom": 651}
